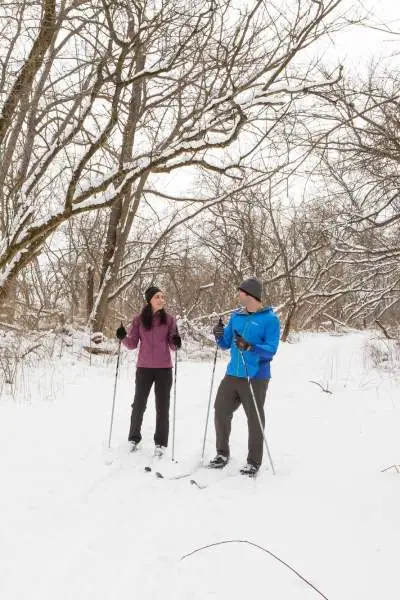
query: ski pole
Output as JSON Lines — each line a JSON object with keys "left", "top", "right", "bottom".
{"left": 201, "top": 343, "right": 219, "bottom": 462}
{"left": 238, "top": 349, "right": 276, "bottom": 475}
{"left": 171, "top": 349, "right": 178, "bottom": 462}
{"left": 108, "top": 339, "right": 122, "bottom": 449}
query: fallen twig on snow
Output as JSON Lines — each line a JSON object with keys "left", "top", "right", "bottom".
{"left": 309, "top": 380, "right": 333, "bottom": 394}
{"left": 381, "top": 464, "right": 400, "bottom": 474}
{"left": 181, "top": 539, "right": 330, "bottom": 600}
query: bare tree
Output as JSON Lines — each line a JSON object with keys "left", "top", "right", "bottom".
{"left": 0, "top": 0, "right": 350, "bottom": 331}
{"left": 300, "top": 65, "right": 400, "bottom": 325}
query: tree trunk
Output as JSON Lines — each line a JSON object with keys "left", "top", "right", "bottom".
{"left": 0, "top": 277, "right": 17, "bottom": 324}
{"left": 90, "top": 175, "right": 146, "bottom": 331}
{"left": 86, "top": 265, "right": 94, "bottom": 322}
{"left": 281, "top": 303, "right": 297, "bottom": 342}
{"left": 90, "top": 47, "right": 146, "bottom": 332}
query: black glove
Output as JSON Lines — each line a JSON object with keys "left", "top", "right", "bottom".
{"left": 213, "top": 317, "right": 224, "bottom": 339}
{"left": 234, "top": 330, "right": 252, "bottom": 351}
{"left": 116, "top": 322, "right": 127, "bottom": 340}
{"left": 172, "top": 333, "right": 182, "bottom": 349}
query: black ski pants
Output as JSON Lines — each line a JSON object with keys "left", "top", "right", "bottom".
{"left": 128, "top": 367, "right": 173, "bottom": 447}
{"left": 214, "top": 374, "right": 269, "bottom": 466}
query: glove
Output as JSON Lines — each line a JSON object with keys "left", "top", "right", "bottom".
{"left": 116, "top": 322, "right": 127, "bottom": 340}
{"left": 172, "top": 333, "right": 182, "bottom": 349}
{"left": 234, "top": 330, "right": 252, "bottom": 351}
{"left": 213, "top": 317, "right": 224, "bottom": 339}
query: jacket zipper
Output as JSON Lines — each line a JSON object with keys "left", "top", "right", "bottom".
{"left": 236, "top": 318, "right": 250, "bottom": 376}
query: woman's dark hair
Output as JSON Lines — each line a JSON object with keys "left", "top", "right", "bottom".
{"left": 140, "top": 304, "right": 167, "bottom": 330}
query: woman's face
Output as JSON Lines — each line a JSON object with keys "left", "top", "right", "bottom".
{"left": 150, "top": 291, "right": 166, "bottom": 312}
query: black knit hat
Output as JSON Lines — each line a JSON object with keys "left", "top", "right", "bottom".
{"left": 238, "top": 277, "right": 262, "bottom": 301}
{"left": 145, "top": 285, "right": 162, "bottom": 303}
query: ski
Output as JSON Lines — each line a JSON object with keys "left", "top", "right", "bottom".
{"left": 144, "top": 449, "right": 165, "bottom": 473}
{"left": 147, "top": 459, "right": 202, "bottom": 481}
{"left": 145, "top": 456, "right": 260, "bottom": 484}
{"left": 143, "top": 466, "right": 165, "bottom": 476}
{"left": 189, "top": 471, "right": 258, "bottom": 489}
{"left": 190, "top": 478, "right": 207, "bottom": 489}
{"left": 188, "top": 463, "right": 236, "bottom": 489}
{"left": 189, "top": 461, "right": 260, "bottom": 488}
{"left": 240, "top": 470, "right": 259, "bottom": 478}
{"left": 153, "top": 469, "right": 193, "bottom": 480}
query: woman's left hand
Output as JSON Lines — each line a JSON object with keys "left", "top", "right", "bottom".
{"left": 172, "top": 333, "right": 182, "bottom": 349}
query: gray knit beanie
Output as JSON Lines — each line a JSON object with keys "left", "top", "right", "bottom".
{"left": 238, "top": 277, "right": 262, "bottom": 301}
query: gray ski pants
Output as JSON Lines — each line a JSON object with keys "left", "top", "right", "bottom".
{"left": 214, "top": 375, "right": 269, "bottom": 466}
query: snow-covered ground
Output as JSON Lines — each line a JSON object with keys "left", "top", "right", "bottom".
{"left": 1, "top": 331, "right": 399, "bottom": 599}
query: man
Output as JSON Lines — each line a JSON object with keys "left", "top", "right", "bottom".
{"left": 210, "top": 277, "right": 280, "bottom": 476}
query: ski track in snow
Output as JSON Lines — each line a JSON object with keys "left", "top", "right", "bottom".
{"left": 1, "top": 332, "right": 399, "bottom": 599}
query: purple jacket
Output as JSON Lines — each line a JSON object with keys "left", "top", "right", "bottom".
{"left": 122, "top": 312, "right": 178, "bottom": 368}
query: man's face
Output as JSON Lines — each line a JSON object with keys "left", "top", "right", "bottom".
{"left": 150, "top": 291, "right": 166, "bottom": 311}
{"left": 238, "top": 289, "right": 248, "bottom": 306}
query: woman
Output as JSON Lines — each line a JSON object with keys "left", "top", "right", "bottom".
{"left": 116, "top": 285, "right": 181, "bottom": 455}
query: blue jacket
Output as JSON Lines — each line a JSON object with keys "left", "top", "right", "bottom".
{"left": 217, "top": 307, "right": 280, "bottom": 380}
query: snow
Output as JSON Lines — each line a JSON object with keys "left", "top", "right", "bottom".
{"left": 199, "top": 283, "right": 214, "bottom": 290}
{"left": 1, "top": 331, "right": 399, "bottom": 599}
{"left": 0, "top": 250, "right": 28, "bottom": 289}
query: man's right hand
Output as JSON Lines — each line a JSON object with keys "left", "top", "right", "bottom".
{"left": 213, "top": 317, "right": 224, "bottom": 339}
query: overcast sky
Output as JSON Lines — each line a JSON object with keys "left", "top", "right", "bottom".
{"left": 321, "top": 0, "right": 399, "bottom": 68}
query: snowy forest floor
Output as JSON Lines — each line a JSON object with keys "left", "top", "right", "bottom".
{"left": 1, "top": 331, "right": 399, "bottom": 599}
